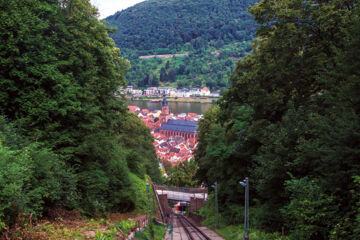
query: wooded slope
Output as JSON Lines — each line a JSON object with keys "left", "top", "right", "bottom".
{"left": 105, "top": 0, "right": 258, "bottom": 90}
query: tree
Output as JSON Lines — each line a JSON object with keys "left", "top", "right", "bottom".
{"left": 143, "top": 74, "right": 150, "bottom": 86}
{"left": 151, "top": 74, "right": 159, "bottom": 87}
{"left": 0, "top": 116, "right": 77, "bottom": 230}
{"left": 167, "top": 68, "right": 177, "bottom": 82}
{"left": 160, "top": 67, "right": 167, "bottom": 82}
{"left": 177, "top": 64, "right": 186, "bottom": 75}
{"left": 165, "top": 160, "right": 199, "bottom": 188}
{"left": 105, "top": 0, "right": 258, "bottom": 90}
{"left": 119, "top": 113, "right": 162, "bottom": 183}
{"left": 0, "top": 0, "right": 160, "bottom": 218}
{"left": 195, "top": 0, "right": 360, "bottom": 237}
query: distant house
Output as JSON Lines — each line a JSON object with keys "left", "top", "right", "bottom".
{"left": 169, "top": 89, "right": 177, "bottom": 97}
{"left": 144, "top": 87, "right": 158, "bottom": 96}
{"left": 176, "top": 88, "right": 191, "bottom": 98}
{"left": 189, "top": 88, "right": 201, "bottom": 96}
{"left": 200, "top": 87, "right": 210, "bottom": 96}
{"left": 158, "top": 87, "right": 171, "bottom": 95}
{"left": 210, "top": 92, "right": 220, "bottom": 97}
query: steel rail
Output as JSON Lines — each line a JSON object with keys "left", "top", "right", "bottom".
{"left": 177, "top": 214, "right": 211, "bottom": 240}
{"left": 183, "top": 218, "right": 205, "bottom": 240}
{"left": 178, "top": 216, "right": 194, "bottom": 240}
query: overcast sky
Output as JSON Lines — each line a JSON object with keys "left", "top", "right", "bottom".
{"left": 90, "top": 0, "right": 146, "bottom": 19}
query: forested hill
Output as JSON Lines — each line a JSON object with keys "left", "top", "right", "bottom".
{"left": 105, "top": 0, "right": 258, "bottom": 90}
{"left": 195, "top": 0, "right": 360, "bottom": 238}
{"left": 105, "top": 0, "right": 257, "bottom": 53}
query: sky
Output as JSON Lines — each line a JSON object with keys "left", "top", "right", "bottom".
{"left": 90, "top": 0, "right": 146, "bottom": 19}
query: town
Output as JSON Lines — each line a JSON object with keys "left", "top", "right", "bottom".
{"left": 128, "top": 95, "right": 201, "bottom": 165}
{"left": 122, "top": 85, "right": 220, "bottom": 98}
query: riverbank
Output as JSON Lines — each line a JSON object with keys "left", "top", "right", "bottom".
{"left": 128, "top": 96, "right": 219, "bottom": 103}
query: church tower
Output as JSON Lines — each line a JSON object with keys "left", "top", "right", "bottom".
{"left": 160, "top": 95, "right": 170, "bottom": 125}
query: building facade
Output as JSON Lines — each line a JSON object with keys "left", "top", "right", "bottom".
{"left": 158, "top": 96, "right": 198, "bottom": 139}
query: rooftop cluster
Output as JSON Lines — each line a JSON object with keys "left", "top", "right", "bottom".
{"left": 128, "top": 105, "right": 201, "bottom": 164}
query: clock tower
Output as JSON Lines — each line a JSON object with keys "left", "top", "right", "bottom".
{"left": 160, "top": 95, "right": 170, "bottom": 124}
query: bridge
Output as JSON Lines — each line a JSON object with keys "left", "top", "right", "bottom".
{"left": 152, "top": 184, "right": 208, "bottom": 224}
{"left": 155, "top": 185, "right": 208, "bottom": 202}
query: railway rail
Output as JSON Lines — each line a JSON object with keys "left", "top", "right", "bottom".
{"left": 174, "top": 214, "right": 211, "bottom": 240}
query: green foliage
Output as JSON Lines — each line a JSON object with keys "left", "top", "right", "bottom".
{"left": 106, "top": 0, "right": 257, "bottom": 52}
{"left": 196, "top": 105, "right": 256, "bottom": 208}
{"left": 120, "top": 113, "right": 162, "bottom": 183}
{"left": 200, "top": 197, "right": 288, "bottom": 240}
{"left": 128, "top": 173, "right": 148, "bottom": 213}
{"left": 281, "top": 177, "right": 337, "bottom": 240}
{"left": 329, "top": 176, "right": 360, "bottom": 240}
{"left": 214, "top": 225, "right": 286, "bottom": 240}
{"left": 165, "top": 160, "right": 199, "bottom": 188}
{"left": 119, "top": 40, "right": 253, "bottom": 91}
{"left": 0, "top": 117, "right": 77, "bottom": 230}
{"left": 135, "top": 221, "right": 166, "bottom": 240}
{"left": 0, "top": 0, "right": 162, "bottom": 230}
{"left": 195, "top": 0, "right": 360, "bottom": 238}
{"left": 105, "top": 0, "right": 258, "bottom": 90}
{"left": 95, "top": 219, "right": 136, "bottom": 239}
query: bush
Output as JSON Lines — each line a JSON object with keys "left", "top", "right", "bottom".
{"left": 0, "top": 140, "right": 75, "bottom": 230}
{"left": 129, "top": 173, "right": 148, "bottom": 213}
{"left": 281, "top": 177, "right": 337, "bottom": 240}
{"left": 0, "top": 117, "right": 77, "bottom": 231}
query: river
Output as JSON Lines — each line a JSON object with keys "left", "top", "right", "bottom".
{"left": 127, "top": 100, "right": 214, "bottom": 115}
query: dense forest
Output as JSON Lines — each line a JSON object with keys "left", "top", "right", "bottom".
{"left": 105, "top": 0, "right": 258, "bottom": 91}
{"left": 0, "top": 0, "right": 161, "bottom": 234}
{"left": 195, "top": 0, "right": 360, "bottom": 239}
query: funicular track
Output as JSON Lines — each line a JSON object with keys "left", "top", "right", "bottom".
{"left": 175, "top": 214, "right": 211, "bottom": 240}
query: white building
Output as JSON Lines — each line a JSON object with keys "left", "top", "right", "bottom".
{"left": 126, "top": 86, "right": 143, "bottom": 95}
{"left": 210, "top": 92, "right": 220, "bottom": 97}
{"left": 158, "top": 87, "right": 170, "bottom": 95}
{"left": 176, "top": 88, "right": 191, "bottom": 98}
{"left": 189, "top": 88, "right": 201, "bottom": 96}
{"left": 144, "top": 87, "right": 158, "bottom": 96}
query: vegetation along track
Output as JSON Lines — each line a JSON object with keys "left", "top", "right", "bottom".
{"left": 175, "top": 214, "right": 211, "bottom": 240}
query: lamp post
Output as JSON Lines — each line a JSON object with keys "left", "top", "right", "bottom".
{"left": 211, "top": 181, "right": 219, "bottom": 229}
{"left": 239, "top": 177, "right": 249, "bottom": 240}
{"left": 146, "top": 183, "right": 152, "bottom": 240}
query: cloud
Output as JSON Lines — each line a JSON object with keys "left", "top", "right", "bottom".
{"left": 90, "top": 0, "right": 145, "bottom": 19}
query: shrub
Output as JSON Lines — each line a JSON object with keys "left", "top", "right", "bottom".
{"left": 0, "top": 117, "right": 77, "bottom": 231}
{"left": 281, "top": 177, "right": 337, "bottom": 240}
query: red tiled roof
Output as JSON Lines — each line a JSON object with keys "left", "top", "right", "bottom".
{"left": 128, "top": 105, "right": 140, "bottom": 113}
{"left": 133, "top": 107, "right": 199, "bottom": 164}
{"left": 202, "top": 87, "right": 210, "bottom": 92}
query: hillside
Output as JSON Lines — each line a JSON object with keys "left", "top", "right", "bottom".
{"left": 105, "top": 0, "right": 258, "bottom": 91}
{"left": 0, "top": 0, "right": 162, "bottom": 236}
